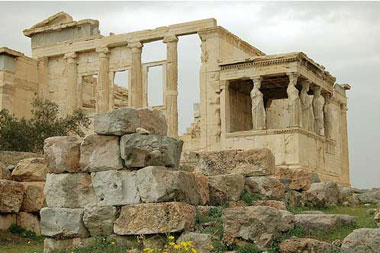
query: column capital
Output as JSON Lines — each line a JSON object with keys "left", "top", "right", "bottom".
{"left": 127, "top": 41, "right": 143, "bottom": 52}
{"left": 96, "top": 47, "right": 110, "bottom": 58}
{"left": 163, "top": 35, "right": 179, "bottom": 43}
{"left": 64, "top": 52, "right": 77, "bottom": 62}
{"left": 251, "top": 76, "right": 263, "bottom": 84}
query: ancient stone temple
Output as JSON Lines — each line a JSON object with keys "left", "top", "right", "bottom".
{"left": 0, "top": 12, "right": 350, "bottom": 186}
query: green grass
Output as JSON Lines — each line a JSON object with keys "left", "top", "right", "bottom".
{"left": 240, "top": 190, "right": 263, "bottom": 205}
{"left": 55, "top": 237, "right": 129, "bottom": 253}
{"left": 0, "top": 225, "right": 44, "bottom": 253}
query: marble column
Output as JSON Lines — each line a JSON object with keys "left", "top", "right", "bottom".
{"left": 300, "top": 80, "right": 314, "bottom": 132}
{"left": 128, "top": 41, "right": 143, "bottom": 108}
{"left": 96, "top": 47, "right": 110, "bottom": 114}
{"left": 312, "top": 86, "right": 325, "bottom": 135}
{"left": 287, "top": 72, "right": 301, "bottom": 127}
{"left": 64, "top": 52, "right": 78, "bottom": 114}
{"left": 250, "top": 76, "right": 266, "bottom": 130}
{"left": 340, "top": 103, "right": 350, "bottom": 186}
{"left": 163, "top": 35, "right": 179, "bottom": 137}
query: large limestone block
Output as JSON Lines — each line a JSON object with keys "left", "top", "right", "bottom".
{"left": 44, "top": 173, "right": 97, "bottom": 208}
{"left": 353, "top": 188, "right": 380, "bottom": 205}
{"left": 44, "top": 136, "right": 81, "bottom": 173}
{"left": 245, "top": 176, "right": 285, "bottom": 200}
{"left": 79, "top": 134, "right": 123, "bottom": 172}
{"left": 0, "top": 179, "right": 24, "bottom": 212}
{"left": 136, "top": 166, "right": 208, "bottom": 205}
{"left": 91, "top": 170, "right": 140, "bottom": 206}
{"left": 195, "top": 149, "right": 275, "bottom": 176}
{"left": 114, "top": 202, "right": 196, "bottom": 235}
{"left": 0, "top": 162, "right": 11, "bottom": 180}
{"left": 254, "top": 200, "right": 287, "bottom": 210}
{"left": 295, "top": 214, "right": 357, "bottom": 232}
{"left": 136, "top": 108, "right": 167, "bottom": 136}
{"left": 120, "top": 134, "right": 183, "bottom": 169}
{"left": 94, "top": 107, "right": 140, "bottom": 136}
{"left": 275, "top": 167, "right": 314, "bottom": 191}
{"left": 17, "top": 212, "right": 41, "bottom": 235}
{"left": 40, "top": 207, "right": 89, "bottom": 238}
{"left": 0, "top": 214, "right": 16, "bottom": 230}
{"left": 279, "top": 238, "right": 338, "bottom": 253}
{"left": 279, "top": 210, "right": 295, "bottom": 232}
{"left": 21, "top": 182, "right": 45, "bottom": 212}
{"left": 44, "top": 238, "right": 96, "bottom": 253}
{"left": 83, "top": 206, "right": 116, "bottom": 237}
{"left": 222, "top": 206, "right": 283, "bottom": 247}
{"left": 303, "top": 182, "right": 340, "bottom": 207}
{"left": 341, "top": 228, "right": 380, "bottom": 253}
{"left": 208, "top": 174, "right": 245, "bottom": 205}
{"left": 11, "top": 158, "right": 48, "bottom": 182}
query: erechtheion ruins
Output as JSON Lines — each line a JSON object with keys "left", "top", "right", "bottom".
{"left": 0, "top": 12, "right": 351, "bottom": 186}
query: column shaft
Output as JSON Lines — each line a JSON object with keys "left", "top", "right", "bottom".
{"left": 96, "top": 48, "right": 110, "bottom": 114}
{"left": 128, "top": 42, "right": 143, "bottom": 108}
{"left": 164, "top": 35, "right": 179, "bottom": 137}
{"left": 64, "top": 52, "right": 77, "bottom": 115}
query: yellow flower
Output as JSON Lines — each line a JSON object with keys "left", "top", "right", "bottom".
{"left": 191, "top": 249, "right": 197, "bottom": 253}
{"left": 208, "top": 244, "right": 214, "bottom": 250}
{"left": 143, "top": 248, "right": 152, "bottom": 252}
{"left": 168, "top": 235, "right": 175, "bottom": 240}
{"left": 111, "top": 241, "right": 115, "bottom": 245}
{"left": 169, "top": 242, "right": 175, "bottom": 246}
{"left": 181, "top": 241, "right": 188, "bottom": 247}
{"left": 174, "top": 244, "right": 181, "bottom": 250}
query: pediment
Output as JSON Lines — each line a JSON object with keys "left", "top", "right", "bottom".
{"left": 29, "top": 12, "right": 73, "bottom": 30}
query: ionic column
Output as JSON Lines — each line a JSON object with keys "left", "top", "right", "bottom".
{"left": 287, "top": 72, "right": 302, "bottom": 127}
{"left": 340, "top": 103, "right": 350, "bottom": 186}
{"left": 163, "top": 35, "right": 179, "bottom": 137}
{"left": 128, "top": 41, "right": 143, "bottom": 108}
{"left": 64, "top": 52, "right": 78, "bottom": 114}
{"left": 250, "top": 76, "right": 266, "bottom": 130}
{"left": 96, "top": 47, "right": 110, "bottom": 114}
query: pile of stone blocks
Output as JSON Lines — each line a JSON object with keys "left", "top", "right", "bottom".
{"left": 40, "top": 107, "right": 210, "bottom": 252}
{"left": 0, "top": 157, "right": 47, "bottom": 235}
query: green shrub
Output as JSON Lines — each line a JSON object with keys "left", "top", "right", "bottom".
{"left": 0, "top": 98, "right": 90, "bottom": 153}
{"left": 240, "top": 190, "right": 262, "bottom": 205}
{"left": 8, "top": 224, "right": 42, "bottom": 242}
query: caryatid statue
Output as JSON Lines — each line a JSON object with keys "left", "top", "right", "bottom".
{"left": 287, "top": 73, "right": 302, "bottom": 127}
{"left": 324, "top": 97, "right": 333, "bottom": 139}
{"left": 300, "top": 80, "right": 314, "bottom": 132}
{"left": 250, "top": 76, "right": 266, "bottom": 130}
{"left": 312, "top": 86, "right": 325, "bottom": 135}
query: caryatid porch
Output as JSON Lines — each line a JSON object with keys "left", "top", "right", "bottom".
{"left": 217, "top": 52, "right": 351, "bottom": 186}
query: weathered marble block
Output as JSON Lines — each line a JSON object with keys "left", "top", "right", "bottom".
{"left": 207, "top": 173, "right": 245, "bottom": 205}
{"left": 91, "top": 170, "right": 140, "bottom": 206}
{"left": 120, "top": 133, "right": 183, "bottom": 169}
{"left": 83, "top": 206, "right": 116, "bottom": 237}
{"left": 44, "top": 173, "right": 97, "bottom": 208}
{"left": 295, "top": 214, "right": 357, "bottom": 232}
{"left": 0, "top": 179, "right": 24, "bottom": 212}
{"left": 11, "top": 157, "right": 48, "bottom": 182}
{"left": 303, "top": 182, "right": 340, "bottom": 207}
{"left": 40, "top": 207, "right": 89, "bottom": 238}
{"left": 245, "top": 176, "right": 285, "bottom": 200}
{"left": 136, "top": 108, "right": 167, "bottom": 136}
{"left": 0, "top": 214, "right": 16, "bottom": 230}
{"left": 21, "top": 182, "right": 45, "bottom": 212}
{"left": 114, "top": 202, "right": 196, "bottom": 235}
{"left": 195, "top": 149, "right": 275, "bottom": 176}
{"left": 136, "top": 166, "right": 209, "bottom": 205}
{"left": 79, "top": 134, "right": 123, "bottom": 172}
{"left": 44, "top": 136, "right": 81, "bottom": 173}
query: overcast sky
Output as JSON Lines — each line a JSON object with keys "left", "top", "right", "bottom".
{"left": 0, "top": 1, "right": 379, "bottom": 189}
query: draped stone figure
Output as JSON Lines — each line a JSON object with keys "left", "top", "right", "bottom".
{"left": 250, "top": 77, "right": 266, "bottom": 130}
{"left": 287, "top": 73, "right": 302, "bottom": 127}
{"left": 312, "top": 87, "right": 325, "bottom": 135}
{"left": 300, "top": 80, "right": 314, "bottom": 132}
{"left": 324, "top": 98, "right": 334, "bottom": 138}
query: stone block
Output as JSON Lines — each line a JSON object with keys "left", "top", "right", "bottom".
{"left": 44, "top": 237, "right": 96, "bottom": 253}
{"left": 275, "top": 167, "right": 313, "bottom": 191}
{"left": 0, "top": 214, "right": 16, "bottom": 230}
{"left": 16, "top": 212, "right": 41, "bottom": 235}
{"left": 44, "top": 136, "right": 81, "bottom": 173}
{"left": 341, "top": 228, "right": 380, "bottom": 253}
{"left": 279, "top": 238, "right": 338, "bottom": 253}
{"left": 11, "top": 157, "right": 48, "bottom": 182}
{"left": 83, "top": 206, "right": 116, "bottom": 236}
{"left": 91, "top": 170, "right": 140, "bottom": 206}
{"left": 195, "top": 149, "right": 275, "bottom": 176}
{"left": 254, "top": 200, "right": 287, "bottom": 210}
{"left": 94, "top": 107, "right": 139, "bottom": 136}
{"left": 79, "top": 134, "right": 123, "bottom": 172}
{"left": 114, "top": 202, "right": 196, "bottom": 235}
{"left": 136, "top": 108, "right": 167, "bottom": 136}
{"left": 44, "top": 173, "right": 97, "bottom": 208}
{"left": 295, "top": 214, "right": 357, "bottom": 232}
{"left": 40, "top": 207, "right": 89, "bottom": 238}
{"left": 21, "top": 182, "right": 45, "bottom": 212}
{"left": 120, "top": 134, "right": 183, "bottom": 169}
{"left": 245, "top": 176, "right": 285, "bottom": 200}
{"left": 222, "top": 206, "right": 283, "bottom": 247}
{"left": 0, "top": 162, "right": 11, "bottom": 180}
{"left": 136, "top": 166, "right": 208, "bottom": 205}
{"left": 177, "top": 232, "right": 212, "bottom": 253}
{"left": 303, "top": 182, "right": 340, "bottom": 207}
{"left": 0, "top": 179, "right": 24, "bottom": 212}
{"left": 207, "top": 173, "right": 245, "bottom": 205}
